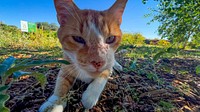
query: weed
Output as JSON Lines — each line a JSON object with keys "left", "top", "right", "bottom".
{"left": 155, "top": 100, "right": 175, "bottom": 112}
{"left": 195, "top": 65, "right": 200, "bottom": 75}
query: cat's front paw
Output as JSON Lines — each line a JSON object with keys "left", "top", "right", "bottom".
{"left": 39, "top": 95, "right": 66, "bottom": 112}
{"left": 81, "top": 86, "right": 100, "bottom": 109}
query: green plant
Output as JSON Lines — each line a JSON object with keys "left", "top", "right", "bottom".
{"left": 121, "top": 33, "right": 145, "bottom": 46}
{"left": 196, "top": 65, "right": 200, "bottom": 75}
{"left": 127, "top": 47, "right": 176, "bottom": 85}
{"left": 155, "top": 100, "right": 175, "bottom": 112}
{"left": 157, "top": 40, "right": 171, "bottom": 47}
{"left": 0, "top": 56, "right": 69, "bottom": 112}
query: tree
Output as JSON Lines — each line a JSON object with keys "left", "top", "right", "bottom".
{"left": 143, "top": 0, "right": 200, "bottom": 49}
{"left": 49, "top": 23, "right": 59, "bottom": 31}
{"left": 189, "top": 36, "right": 200, "bottom": 49}
{"left": 121, "top": 33, "right": 145, "bottom": 45}
{"left": 132, "top": 33, "right": 145, "bottom": 45}
{"left": 36, "top": 22, "right": 58, "bottom": 31}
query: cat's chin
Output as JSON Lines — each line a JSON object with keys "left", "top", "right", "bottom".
{"left": 78, "top": 65, "right": 104, "bottom": 74}
{"left": 87, "top": 70, "right": 102, "bottom": 75}
{"left": 83, "top": 70, "right": 104, "bottom": 77}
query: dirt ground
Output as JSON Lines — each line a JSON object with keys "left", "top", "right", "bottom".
{"left": 6, "top": 57, "right": 200, "bottom": 112}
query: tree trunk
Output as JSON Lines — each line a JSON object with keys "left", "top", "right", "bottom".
{"left": 182, "top": 40, "right": 188, "bottom": 49}
{"left": 182, "top": 32, "right": 191, "bottom": 50}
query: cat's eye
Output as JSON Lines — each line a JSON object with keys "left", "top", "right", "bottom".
{"left": 106, "top": 36, "right": 116, "bottom": 44}
{"left": 72, "top": 36, "right": 86, "bottom": 44}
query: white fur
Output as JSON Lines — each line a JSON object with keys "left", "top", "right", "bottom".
{"left": 114, "top": 60, "right": 123, "bottom": 71}
{"left": 39, "top": 95, "right": 66, "bottom": 112}
{"left": 77, "top": 69, "right": 93, "bottom": 83}
{"left": 81, "top": 77, "right": 108, "bottom": 109}
{"left": 88, "top": 21, "right": 104, "bottom": 43}
{"left": 51, "top": 105, "right": 64, "bottom": 112}
{"left": 89, "top": 22, "right": 100, "bottom": 36}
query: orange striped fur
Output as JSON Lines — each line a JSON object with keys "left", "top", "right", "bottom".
{"left": 39, "top": 0, "right": 128, "bottom": 111}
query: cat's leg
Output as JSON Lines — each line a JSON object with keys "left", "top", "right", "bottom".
{"left": 81, "top": 69, "right": 111, "bottom": 109}
{"left": 39, "top": 65, "right": 76, "bottom": 112}
{"left": 113, "top": 60, "right": 123, "bottom": 71}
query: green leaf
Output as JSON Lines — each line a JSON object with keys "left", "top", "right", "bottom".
{"left": 10, "top": 60, "right": 69, "bottom": 74}
{"left": 0, "top": 107, "right": 10, "bottom": 112}
{"left": 31, "top": 72, "right": 47, "bottom": 89}
{"left": 0, "top": 94, "right": 10, "bottom": 112}
{"left": 0, "top": 86, "right": 10, "bottom": 93}
{"left": 153, "top": 51, "right": 165, "bottom": 61}
{"left": 147, "top": 73, "right": 154, "bottom": 80}
{"left": 147, "top": 73, "right": 158, "bottom": 81}
{"left": 142, "top": 0, "right": 147, "bottom": 4}
{"left": 13, "top": 71, "right": 31, "bottom": 79}
{"left": 3, "top": 60, "right": 69, "bottom": 83}
{"left": 0, "top": 64, "right": 7, "bottom": 77}
{"left": 159, "top": 100, "right": 174, "bottom": 109}
{"left": 196, "top": 65, "right": 200, "bottom": 74}
{"left": 1, "top": 56, "right": 15, "bottom": 70}
{"left": 130, "top": 59, "right": 137, "bottom": 70}
{"left": 0, "top": 56, "right": 16, "bottom": 79}
{"left": 0, "top": 94, "right": 10, "bottom": 103}
{"left": 166, "top": 47, "right": 179, "bottom": 53}
{"left": 13, "top": 71, "right": 47, "bottom": 89}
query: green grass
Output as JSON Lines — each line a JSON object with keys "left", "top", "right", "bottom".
{"left": 118, "top": 45, "right": 200, "bottom": 59}
{"left": 155, "top": 100, "right": 176, "bottom": 112}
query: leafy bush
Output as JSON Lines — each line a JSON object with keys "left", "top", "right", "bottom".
{"left": 0, "top": 56, "right": 69, "bottom": 111}
{"left": 121, "top": 33, "right": 145, "bottom": 46}
{"left": 157, "top": 39, "right": 171, "bottom": 46}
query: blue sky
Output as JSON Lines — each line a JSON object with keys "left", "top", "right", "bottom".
{"left": 0, "top": 0, "right": 160, "bottom": 39}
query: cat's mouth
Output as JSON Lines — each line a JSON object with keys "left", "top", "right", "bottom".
{"left": 86, "top": 67, "right": 105, "bottom": 74}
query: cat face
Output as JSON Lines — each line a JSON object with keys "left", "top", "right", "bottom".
{"left": 54, "top": 0, "right": 127, "bottom": 76}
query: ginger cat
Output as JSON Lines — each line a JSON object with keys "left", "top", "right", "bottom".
{"left": 39, "top": 0, "right": 128, "bottom": 111}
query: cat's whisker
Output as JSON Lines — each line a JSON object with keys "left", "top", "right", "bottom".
{"left": 63, "top": 65, "right": 77, "bottom": 79}
{"left": 75, "top": 71, "right": 81, "bottom": 81}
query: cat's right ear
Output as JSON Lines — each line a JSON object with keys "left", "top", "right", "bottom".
{"left": 107, "top": 0, "right": 128, "bottom": 25}
{"left": 54, "top": 0, "right": 80, "bottom": 25}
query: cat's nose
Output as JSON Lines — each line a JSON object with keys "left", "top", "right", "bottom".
{"left": 90, "top": 61, "right": 105, "bottom": 69}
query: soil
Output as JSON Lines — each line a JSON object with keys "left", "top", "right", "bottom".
{"left": 5, "top": 57, "right": 200, "bottom": 112}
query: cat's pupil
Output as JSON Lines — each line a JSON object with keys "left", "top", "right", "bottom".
{"left": 72, "top": 36, "right": 86, "bottom": 44}
{"left": 106, "top": 36, "right": 116, "bottom": 44}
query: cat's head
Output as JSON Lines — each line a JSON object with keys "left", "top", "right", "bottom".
{"left": 54, "top": 0, "right": 127, "bottom": 76}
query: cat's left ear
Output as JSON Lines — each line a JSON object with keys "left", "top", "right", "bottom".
{"left": 107, "top": 0, "right": 128, "bottom": 25}
{"left": 54, "top": 0, "right": 80, "bottom": 25}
